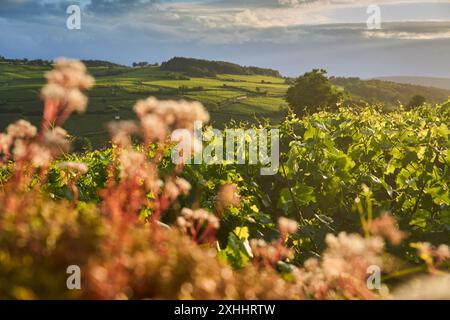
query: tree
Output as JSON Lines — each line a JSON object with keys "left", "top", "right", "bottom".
{"left": 286, "top": 69, "right": 344, "bottom": 116}
{"left": 132, "top": 61, "right": 149, "bottom": 68}
{"left": 407, "top": 94, "right": 426, "bottom": 110}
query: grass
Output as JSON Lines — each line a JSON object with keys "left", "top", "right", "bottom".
{"left": 216, "top": 74, "right": 286, "bottom": 84}
{"left": 0, "top": 63, "right": 288, "bottom": 147}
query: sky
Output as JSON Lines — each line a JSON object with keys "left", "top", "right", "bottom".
{"left": 0, "top": 0, "right": 449, "bottom": 78}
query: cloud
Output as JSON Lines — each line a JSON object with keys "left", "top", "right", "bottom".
{"left": 0, "top": 0, "right": 450, "bottom": 77}
{"left": 365, "top": 30, "right": 450, "bottom": 40}
{"left": 0, "top": 0, "right": 73, "bottom": 20}
{"left": 85, "top": 0, "right": 160, "bottom": 15}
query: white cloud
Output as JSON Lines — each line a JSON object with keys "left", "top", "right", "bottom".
{"left": 364, "top": 30, "right": 450, "bottom": 40}
{"left": 148, "top": 0, "right": 450, "bottom": 32}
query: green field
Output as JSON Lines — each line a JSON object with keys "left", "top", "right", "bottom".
{"left": 2, "top": 60, "right": 450, "bottom": 149}
{"left": 0, "top": 62, "right": 288, "bottom": 147}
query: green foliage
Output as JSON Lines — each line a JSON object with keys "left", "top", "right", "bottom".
{"left": 332, "top": 77, "right": 449, "bottom": 108}
{"left": 181, "top": 158, "right": 278, "bottom": 244}
{"left": 286, "top": 69, "right": 345, "bottom": 116}
{"left": 40, "top": 103, "right": 449, "bottom": 263}
{"left": 1, "top": 59, "right": 448, "bottom": 300}
{"left": 278, "top": 104, "right": 449, "bottom": 257}
{"left": 218, "top": 227, "right": 252, "bottom": 269}
{"left": 44, "top": 149, "right": 112, "bottom": 202}
{"left": 184, "top": 104, "right": 449, "bottom": 261}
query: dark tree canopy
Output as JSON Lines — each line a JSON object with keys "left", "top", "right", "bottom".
{"left": 407, "top": 94, "right": 427, "bottom": 109}
{"left": 132, "top": 61, "right": 149, "bottom": 67}
{"left": 286, "top": 69, "right": 344, "bottom": 116}
{"left": 160, "top": 57, "right": 281, "bottom": 78}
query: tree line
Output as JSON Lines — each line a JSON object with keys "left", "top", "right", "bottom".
{"left": 160, "top": 57, "right": 281, "bottom": 78}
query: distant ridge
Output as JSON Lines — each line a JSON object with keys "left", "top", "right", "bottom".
{"left": 374, "top": 76, "right": 450, "bottom": 91}
{"left": 160, "top": 57, "right": 281, "bottom": 78}
{"left": 332, "top": 77, "right": 450, "bottom": 106}
{"left": 0, "top": 55, "right": 125, "bottom": 68}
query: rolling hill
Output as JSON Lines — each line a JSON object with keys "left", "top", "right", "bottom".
{"left": 0, "top": 58, "right": 289, "bottom": 147}
{"left": 1, "top": 56, "right": 449, "bottom": 148}
{"left": 160, "top": 57, "right": 281, "bottom": 78}
{"left": 331, "top": 77, "right": 450, "bottom": 107}
{"left": 374, "top": 76, "right": 450, "bottom": 91}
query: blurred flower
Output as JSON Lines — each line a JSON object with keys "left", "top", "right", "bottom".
{"left": 162, "top": 177, "right": 193, "bottom": 201}
{"left": 41, "top": 58, "right": 94, "bottom": 128}
{"left": 29, "top": 144, "right": 52, "bottom": 168}
{"left": 118, "top": 150, "right": 159, "bottom": 193}
{"left": 108, "top": 121, "right": 139, "bottom": 148}
{"left": 175, "top": 178, "right": 191, "bottom": 195}
{"left": 368, "top": 213, "right": 405, "bottom": 245}
{"left": 393, "top": 275, "right": 450, "bottom": 300}
{"left": 45, "top": 58, "right": 94, "bottom": 90}
{"left": 292, "top": 232, "right": 387, "bottom": 299}
{"left": 12, "top": 139, "right": 28, "bottom": 161}
{"left": 278, "top": 217, "right": 298, "bottom": 235}
{"left": 163, "top": 180, "right": 180, "bottom": 201}
{"left": 436, "top": 244, "right": 450, "bottom": 262}
{"left": 42, "top": 127, "right": 70, "bottom": 156}
{"left": 217, "top": 184, "right": 241, "bottom": 209}
{"left": 416, "top": 242, "right": 433, "bottom": 261}
{"left": 7, "top": 120, "right": 37, "bottom": 140}
{"left": 108, "top": 120, "right": 139, "bottom": 148}
{"left": 0, "top": 133, "right": 13, "bottom": 155}
{"left": 66, "top": 89, "right": 88, "bottom": 113}
{"left": 178, "top": 208, "right": 220, "bottom": 243}
{"left": 59, "top": 161, "right": 89, "bottom": 175}
{"left": 141, "top": 114, "right": 167, "bottom": 143}
{"left": 250, "top": 238, "right": 293, "bottom": 267}
{"left": 414, "top": 242, "right": 450, "bottom": 268}
{"left": 133, "top": 97, "right": 209, "bottom": 129}
{"left": 40, "top": 83, "right": 66, "bottom": 104}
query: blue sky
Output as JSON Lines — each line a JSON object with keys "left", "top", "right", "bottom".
{"left": 0, "top": 0, "right": 449, "bottom": 77}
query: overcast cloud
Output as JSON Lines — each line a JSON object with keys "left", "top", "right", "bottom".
{"left": 0, "top": 0, "right": 449, "bottom": 77}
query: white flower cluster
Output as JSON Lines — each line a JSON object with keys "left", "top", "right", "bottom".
{"left": 177, "top": 208, "right": 220, "bottom": 233}
{"left": 42, "top": 58, "right": 95, "bottom": 113}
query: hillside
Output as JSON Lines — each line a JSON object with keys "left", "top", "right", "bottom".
{"left": 331, "top": 77, "right": 450, "bottom": 107}
{"left": 1, "top": 57, "right": 450, "bottom": 147}
{"left": 0, "top": 60, "right": 289, "bottom": 147}
{"left": 375, "top": 76, "right": 450, "bottom": 91}
{"left": 160, "top": 57, "right": 281, "bottom": 78}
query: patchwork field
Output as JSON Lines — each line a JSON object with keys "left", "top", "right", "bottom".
{"left": 2, "top": 60, "right": 450, "bottom": 148}
{"left": 0, "top": 62, "right": 288, "bottom": 147}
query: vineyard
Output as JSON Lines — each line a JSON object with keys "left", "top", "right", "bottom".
{"left": 2, "top": 57, "right": 450, "bottom": 149}
{"left": 0, "top": 60, "right": 449, "bottom": 300}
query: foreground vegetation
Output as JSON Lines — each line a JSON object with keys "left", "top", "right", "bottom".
{"left": 0, "top": 59, "right": 448, "bottom": 299}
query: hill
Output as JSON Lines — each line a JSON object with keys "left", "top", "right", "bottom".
{"left": 0, "top": 55, "right": 124, "bottom": 68}
{"left": 374, "top": 76, "right": 450, "bottom": 91}
{"left": 1, "top": 56, "right": 450, "bottom": 148}
{"left": 331, "top": 77, "right": 450, "bottom": 107}
{"left": 0, "top": 59, "right": 289, "bottom": 147}
{"left": 160, "top": 57, "right": 281, "bottom": 78}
